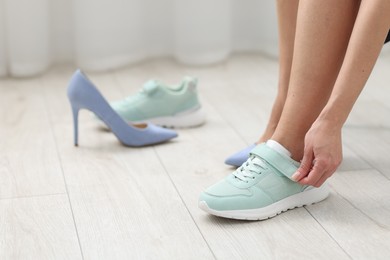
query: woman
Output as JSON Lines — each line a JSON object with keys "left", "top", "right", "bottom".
{"left": 199, "top": 0, "right": 390, "bottom": 220}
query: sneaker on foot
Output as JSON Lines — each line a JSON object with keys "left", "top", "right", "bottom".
{"left": 225, "top": 144, "right": 256, "bottom": 167}
{"left": 111, "top": 77, "right": 206, "bottom": 128}
{"left": 199, "top": 143, "right": 329, "bottom": 220}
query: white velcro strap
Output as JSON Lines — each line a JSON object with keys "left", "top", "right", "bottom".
{"left": 250, "top": 144, "right": 299, "bottom": 180}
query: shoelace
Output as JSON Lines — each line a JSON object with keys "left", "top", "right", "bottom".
{"left": 233, "top": 156, "right": 268, "bottom": 183}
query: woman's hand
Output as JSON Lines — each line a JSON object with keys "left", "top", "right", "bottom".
{"left": 292, "top": 119, "right": 343, "bottom": 187}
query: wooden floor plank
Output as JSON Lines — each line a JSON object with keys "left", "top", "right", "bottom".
{"left": 0, "top": 77, "right": 66, "bottom": 198}
{"left": 330, "top": 169, "right": 390, "bottom": 229}
{"left": 308, "top": 169, "right": 390, "bottom": 259}
{"left": 0, "top": 195, "right": 82, "bottom": 259}
{"left": 343, "top": 128, "right": 390, "bottom": 179}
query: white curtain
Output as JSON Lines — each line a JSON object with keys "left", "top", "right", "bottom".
{"left": 0, "top": 0, "right": 278, "bottom": 77}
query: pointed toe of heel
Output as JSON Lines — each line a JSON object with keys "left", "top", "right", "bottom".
{"left": 147, "top": 125, "right": 178, "bottom": 144}
{"left": 225, "top": 144, "right": 257, "bottom": 167}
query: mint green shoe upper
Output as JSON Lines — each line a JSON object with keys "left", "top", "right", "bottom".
{"left": 200, "top": 144, "right": 307, "bottom": 211}
{"left": 111, "top": 77, "right": 201, "bottom": 122}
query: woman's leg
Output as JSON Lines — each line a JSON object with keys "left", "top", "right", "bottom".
{"left": 257, "top": 0, "right": 299, "bottom": 143}
{"left": 270, "top": 0, "right": 361, "bottom": 161}
{"left": 200, "top": 0, "right": 390, "bottom": 221}
{"left": 294, "top": 0, "right": 390, "bottom": 187}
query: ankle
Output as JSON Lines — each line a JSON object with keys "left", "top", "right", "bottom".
{"left": 257, "top": 126, "right": 278, "bottom": 144}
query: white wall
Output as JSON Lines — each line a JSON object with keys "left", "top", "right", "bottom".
{"left": 49, "top": 0, "right": 278, "bottom": 65}
{"left": 0, "top": 0, "right": 6, "bottom": 75}
{"left": 232, "top": 0, "right": 277, "bottom": 55}
{"left": 0, "top": 0, "right": 279, "bottom": 76}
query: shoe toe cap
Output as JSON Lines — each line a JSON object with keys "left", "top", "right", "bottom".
{"left": 199, "top": 178, "right": 273, "bottom": 211}
{"left": 204, "top": 178, "right": 251, "bottom": 197}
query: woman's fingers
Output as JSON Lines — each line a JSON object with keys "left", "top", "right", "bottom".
{"left": 292, "top": 146, "right": 313, "bottom": 181}
{"left": 298, "top": 157, "right": 328, "bottom": 187}
{"left": 297, "top": 154, "right": 341, "bottom": 187}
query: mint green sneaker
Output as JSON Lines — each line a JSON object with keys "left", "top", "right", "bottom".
{"left": 110, "top": 77, "right": 206, "bottom": 128}
{"left": 199, "top": 144, "right": 330, "bottom": 220}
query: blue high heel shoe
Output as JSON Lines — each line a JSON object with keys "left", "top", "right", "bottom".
{"left": 67, "top": 70, "right": 178, "bottom": 147}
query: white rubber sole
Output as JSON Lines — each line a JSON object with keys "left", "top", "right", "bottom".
{"left": 199, "top": 184, "right": 330, "bottom": 221}
{"left": 131, "top": 106, "right": 206, "bottom": 128}
{"left": 97, "top": 106, "right": 206, "bottom": 129}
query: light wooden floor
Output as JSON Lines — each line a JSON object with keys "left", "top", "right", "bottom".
{"left": 1, "top": 52, "right": 390, "bottom": 259}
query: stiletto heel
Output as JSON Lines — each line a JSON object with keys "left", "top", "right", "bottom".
{"left": 67, "top": 70, "right": 178, "bottom": 147}
{"left": 70, "top": 104, "right": 79, "bottom": 146}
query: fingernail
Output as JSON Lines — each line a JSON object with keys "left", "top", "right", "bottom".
{"left": 291, "top": 172, "right": 300, "bottom": 181}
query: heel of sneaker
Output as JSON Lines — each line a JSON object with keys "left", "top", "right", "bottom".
{"left": 301, "top": 183, "right": 330, "bottom": 205}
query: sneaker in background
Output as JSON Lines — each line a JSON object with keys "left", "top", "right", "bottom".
{"left": 111, "top": 77, "right": 206, "bottom": 128}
